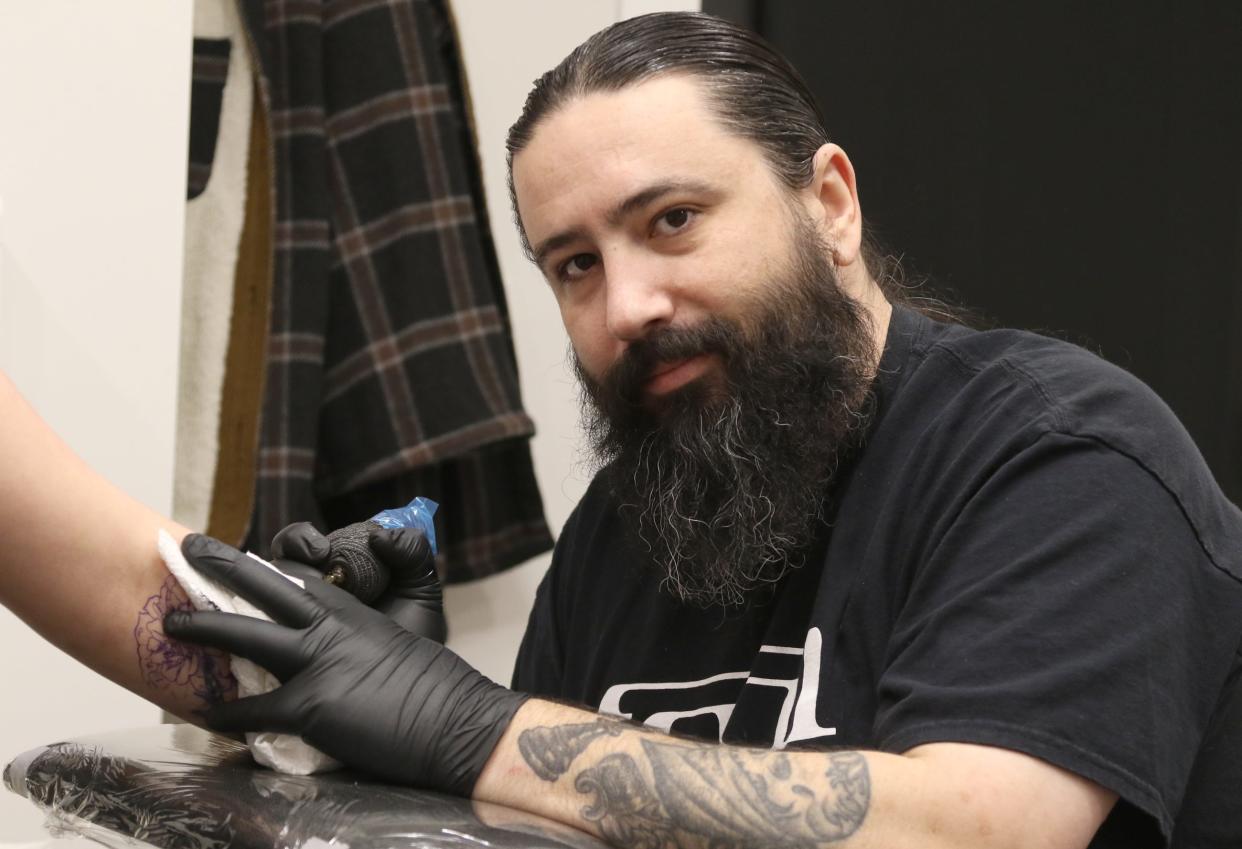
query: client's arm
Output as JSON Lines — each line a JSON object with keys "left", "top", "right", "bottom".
{"left": 0, "top": 371, "right": 236, "bottom": 719}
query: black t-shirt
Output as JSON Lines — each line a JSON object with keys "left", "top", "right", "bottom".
{"left": 513, "top": 305, "right": 1242, "bottom": 848}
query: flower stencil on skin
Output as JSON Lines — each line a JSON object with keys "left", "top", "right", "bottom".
{"left": 134, "top": 573, "right": 237, "bottom": 706}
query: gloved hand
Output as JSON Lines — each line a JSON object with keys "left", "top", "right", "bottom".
{"left": 271, "top": 521, "right": 446, "bottom": 643}
{"left": 164, "top": 533, "right": 527, "bottom": 796}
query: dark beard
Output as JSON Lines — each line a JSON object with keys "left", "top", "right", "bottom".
{"left": 575, "top": 221, "right": 878, "bottom": 607}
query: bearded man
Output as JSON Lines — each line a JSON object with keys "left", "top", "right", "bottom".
{"left": 6, "top": 10, "right": 1232, "bottom": 849}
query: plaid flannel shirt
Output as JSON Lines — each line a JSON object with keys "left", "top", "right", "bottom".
{"left": 230, "top": 0, "right": 551, "bottom": 581}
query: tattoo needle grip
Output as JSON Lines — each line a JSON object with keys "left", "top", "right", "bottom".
{"left": 319, "top": 497, "right": 439, "bottom": 604}
{"left": 323, "top": 521, "right": 386, "bottom": 603}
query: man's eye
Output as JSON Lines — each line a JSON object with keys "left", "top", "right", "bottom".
{"left": 653, "top": 207, "right": 697, "bottom": 235}
{"left": 558, "top": 253, "right": 598, "bottom": 282}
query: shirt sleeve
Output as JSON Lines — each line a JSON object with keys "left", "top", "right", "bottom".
{"left": 873, "top": 431, "right": 1242, "bottom": 845}
{"left": 511, "top": 563, "right": 565, "bottom": 696}
{"left": 511, "top": 501, "right": 589, "bottom": 696}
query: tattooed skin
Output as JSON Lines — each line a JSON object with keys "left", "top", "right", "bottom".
{"left": 519, "top": 720, "right": 625, "bottom": 781}
{"left": 134, "top": 574, "right": 237, "bottom": 707}
{"left": 522, "top": 721, "right": 870, "bottom": 848}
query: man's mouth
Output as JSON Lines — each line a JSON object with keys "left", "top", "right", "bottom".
{"left": 644, "top": 354, "right": 715, "bottom": 397}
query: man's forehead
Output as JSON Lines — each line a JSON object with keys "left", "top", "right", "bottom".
{"left": 512, "top": 75, "right": 763, "bottom": 238}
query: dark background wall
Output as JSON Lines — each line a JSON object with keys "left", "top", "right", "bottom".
{"left": 704, "top": 0, "right": 1242, "bottom": 504}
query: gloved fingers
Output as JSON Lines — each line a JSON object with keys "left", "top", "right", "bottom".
{"left": 181, "top": 534, "right": 321, "bottom": 627}
{"left": 269, "top": 557, "right": 326, "bottom": 586}
{"left": 163, "top": 610, "right": 307, "bottom": 682}
{"left": 271, "top": 522, "right": 332, "bottom": 566}
{"left": 376, "top": 597, "right": 448, "bottom": 643}
{"left": 202, "top": 688, "right": 295, "bottom": 734}
{"left": 369, "top": 527, "right": 436, "bottom": 586}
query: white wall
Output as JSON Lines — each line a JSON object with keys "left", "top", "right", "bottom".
{"left": 0, "top": 2, "right": 192, "bottom": 841}
{"left": 443, "top": 0, "right": 701, "bottom": 684}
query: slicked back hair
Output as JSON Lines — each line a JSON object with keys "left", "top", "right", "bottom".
{"left": 505, "top": 12, "right": 828, "bottom": 253}
{"left": 505, "top": 11, "right": 960, "bottom": 321}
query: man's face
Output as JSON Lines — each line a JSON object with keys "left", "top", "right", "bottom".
{"left": 512, "top": 74, "right": 876, "bottom": 606}
{"left": 512, "top": 74, "right": 821, "bottom": 397}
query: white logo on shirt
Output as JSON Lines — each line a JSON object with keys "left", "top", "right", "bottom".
{"left": 597, "top": 627, "right": 836, "bottom": 748}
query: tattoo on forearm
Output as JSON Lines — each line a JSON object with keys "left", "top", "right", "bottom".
{"left": 520, "top": 721, "right": 870, "bottom": 848}
{"left": 519, "top": 720, "right": 625, "bottom": 781}
{"left": 134, "top": 574, "right": 236, "bottom": 706}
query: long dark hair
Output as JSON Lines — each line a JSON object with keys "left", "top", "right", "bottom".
{"left": 505, "top": 11, "right": 964, "bottom": 323}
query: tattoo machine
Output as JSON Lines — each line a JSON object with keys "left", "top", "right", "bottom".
{"left": 321, "top": 497, "right": 438, "bottom": 602}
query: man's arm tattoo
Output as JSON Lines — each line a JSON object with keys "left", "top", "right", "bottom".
{"left": 518, "top": 720, "right": 625, "bottom": 781}
{"left": 134, "top": 573, "right": 237, "bottom": 707}
{"left": 519, "top": 720, "right": 870, "bottom": 848}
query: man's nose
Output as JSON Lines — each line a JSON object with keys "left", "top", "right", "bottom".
{"left": 603, "top": 250, "right": 675, "bottom": 342}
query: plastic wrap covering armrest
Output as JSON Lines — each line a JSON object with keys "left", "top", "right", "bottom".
{"left": 3, "top": 725, "right": 608, "bottom": 849}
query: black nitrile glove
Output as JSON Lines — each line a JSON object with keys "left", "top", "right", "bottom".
{"left": 164, "top": 533, "right": 527, "bottom": 796}
{"left": 271, "top": 521, "right": 447, "bottom": 643}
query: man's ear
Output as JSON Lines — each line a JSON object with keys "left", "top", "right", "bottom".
{"left": 804, "top": 143, "right": 863, "bottom": 268}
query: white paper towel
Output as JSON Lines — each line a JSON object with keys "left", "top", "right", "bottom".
{"left": 157, "top": 530, "right": 341, "bottom": 774}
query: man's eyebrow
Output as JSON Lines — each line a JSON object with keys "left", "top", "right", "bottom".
{"left": 531, "top": 178, "right": 718, "bottom": 270}
{"left": 605, "top": 178, "right": 716, "bottom": 227}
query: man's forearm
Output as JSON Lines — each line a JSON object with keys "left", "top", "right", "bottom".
{"left": 475, "top": 700, "right": 1114, "bottom": 849}
{"left": 477, "top": 700, "right": 885, "bottom": 848}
